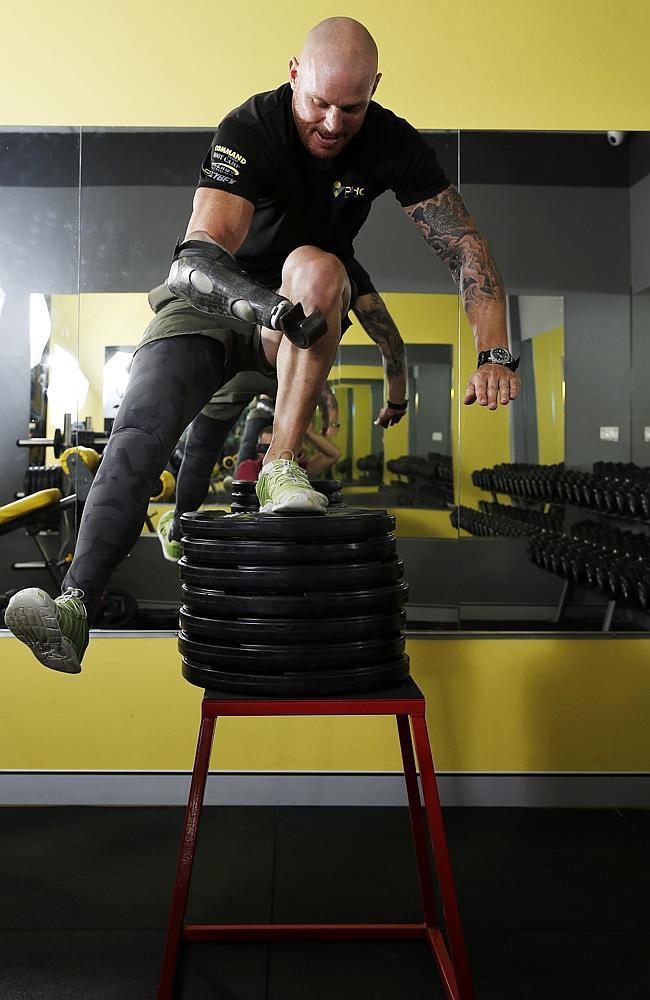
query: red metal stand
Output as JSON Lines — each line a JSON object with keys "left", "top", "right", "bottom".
{"left": 157, "top": 679, "right": 474, "bottom": 999}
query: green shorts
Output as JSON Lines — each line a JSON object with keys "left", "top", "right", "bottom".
{"left": 139, "top": 283, "right": 277, "bottom": 379}
{"left": 138, "top": 283, "right": 278, "bottom": 422}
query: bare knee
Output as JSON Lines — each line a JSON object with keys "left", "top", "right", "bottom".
{"left": 281, "top": 246, "right": 350, "bottom": 315}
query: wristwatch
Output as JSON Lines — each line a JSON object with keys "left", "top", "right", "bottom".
{"left": 477, "top": 347, "right": 520, "bottom": 372}
{"left": 329, "top": 421, "right": 341, "bottom": 429}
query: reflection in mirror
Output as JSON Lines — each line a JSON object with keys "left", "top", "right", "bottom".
{"left": 456, "top": 131, "right": 650, "bottom": 633}
{"left": 69, "top": 127, "right": 461, "bottom": 629}
{"left": 0, "top": 129, "right": 81, "bottom": 612}
{"left": 331, "top": 341, "right": 453, "bottom": 508}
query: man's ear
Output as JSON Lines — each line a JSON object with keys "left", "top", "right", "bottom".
{"left": 289, "top": 57, "right": 299, "bottom": 88}
{"left": 371, "top": 72, "right": 382, "bottom": 97}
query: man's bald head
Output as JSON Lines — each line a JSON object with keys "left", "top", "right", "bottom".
{"left": 290, "top": 18, "right": 381, "bottom": 159}
{"left": 300, "top": 17, "right": 378, "bottom": 78}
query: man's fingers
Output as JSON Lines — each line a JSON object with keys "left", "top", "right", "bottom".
{"left": 499, "top": 371, "right": 512, "bottom": 406}
{"left": 463, "top": 380, "right": 477, "bottom": 405}
{"left": 486, "top": 374, "right": 500, "bottom": 410}
{"left": 468, "top": 366, "right": 521, "bottom": 409}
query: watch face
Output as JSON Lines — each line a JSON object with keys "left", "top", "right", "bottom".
{"left": 490, "top": 347, "right": 511, "bottom": 364}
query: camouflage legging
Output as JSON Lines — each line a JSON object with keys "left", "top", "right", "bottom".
{"left": 62, "top": 335, "right": 225, "bottom": 621}
{"left": 171, "top": 410, "right": 238, "bottom": 541}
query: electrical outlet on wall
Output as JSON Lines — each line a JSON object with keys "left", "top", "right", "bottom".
{"left": 644, "top": 427, "right": 650, "bottom": 443}
{"left": 599, "top": 426, "right": 619, "bottom": 442}
{"left": 431, "top": 431, "right": 443, "bottom": 442}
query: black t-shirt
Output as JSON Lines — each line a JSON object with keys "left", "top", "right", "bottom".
{"left": 197, "top": 83, "right": 449, "bottom": 289}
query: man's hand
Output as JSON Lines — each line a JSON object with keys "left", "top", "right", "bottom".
{"left": 374, "top": 403, "right": 407, "bottom": 428}
{"left": 464, "top": 363, "right": 520, "bottom": 409}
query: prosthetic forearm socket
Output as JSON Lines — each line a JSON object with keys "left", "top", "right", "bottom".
{"left": 167, "top": 239, "right": 327, "bottom": 349}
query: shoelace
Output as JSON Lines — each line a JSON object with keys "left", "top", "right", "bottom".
{"left": 269, "top": 460, "right": 310, "bottom": 488}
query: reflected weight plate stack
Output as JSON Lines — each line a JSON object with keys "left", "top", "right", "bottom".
{"left": 179, "top": 508, "right": 410, "bottom": 695}
{"left": 230, "top": 479, "right": 345, "bottom": 512}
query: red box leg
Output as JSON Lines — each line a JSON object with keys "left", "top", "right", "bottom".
{"left": 411, "top": 714, "right": 474, "bottom": 1000}
{"left": 396, "top": 714, "right": 438, "bottom": 925}
{"left": 157, "top": 713, "right": 217, "bottom": 1000}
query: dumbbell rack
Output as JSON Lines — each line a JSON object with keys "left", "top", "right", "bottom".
{"left": 464, "top": 462, "right": 650, "bottom": 631}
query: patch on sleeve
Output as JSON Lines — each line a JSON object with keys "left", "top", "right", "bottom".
{"left": 201, "top": 143, "right": 248, "bottom": 186}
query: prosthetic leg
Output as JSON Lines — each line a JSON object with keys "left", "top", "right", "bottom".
{"left": 168, "top": 239, "right": 327, "bottom": 348}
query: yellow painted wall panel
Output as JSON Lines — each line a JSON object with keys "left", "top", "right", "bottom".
{"left": 533, "top": 326, "right": 565, "bottom": 465}
{"left": 1, "top": 636, "right": 648, "bottom": 773}
{"left": 2, "top": 2, "right": 649, "bottom": 129}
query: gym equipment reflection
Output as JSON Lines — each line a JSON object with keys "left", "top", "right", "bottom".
{"left": 2, "top": 128, "right": 650, "bottom": 633}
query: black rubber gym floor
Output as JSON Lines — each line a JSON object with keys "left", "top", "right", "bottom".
{"left": 1, "top": 805, "right": 649, "bottom": 998}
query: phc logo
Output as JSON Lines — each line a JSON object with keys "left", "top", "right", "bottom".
{"left": 332, "top": 180, "right": 366, "bottom": 199}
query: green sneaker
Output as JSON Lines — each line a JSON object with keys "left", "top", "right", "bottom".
{"left": 157, "top": 509, "right": 182, "bottom": 561}
{"left": 4, "top": 587, "right": 89, "bottom": 674}
{"left": 256, "top": 458, "right": 328, "bottom": 514}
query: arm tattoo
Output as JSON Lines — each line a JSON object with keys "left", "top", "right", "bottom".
{"left": 404, "top": 186, "right": 505, "bottom": 311}
{"left": 354, "top": 293, "right": 407, "bottom": 376}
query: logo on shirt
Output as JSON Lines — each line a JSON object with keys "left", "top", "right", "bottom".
{"left": 332, "top": 180, "right": 366, "bottom": 199}
{"left": 202, "top": 144, "right": 247, "bottom": 185}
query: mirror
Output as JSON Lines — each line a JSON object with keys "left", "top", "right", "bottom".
{"left": 455, "top": 130, "right": 649, "bottom": 633}
{"left": 12, "top": 125, "right": 645, "bottom": 635}
{"left": 0, "top": 128, "right": 81, "bottom": 613}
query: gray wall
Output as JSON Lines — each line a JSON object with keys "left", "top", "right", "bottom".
{"left": 631, "top": 172, "right": 650, "bottom": 293}
{"left": 413, "top": 361, "right": 452, "bottom": 456}
{"left": 632, "top": 291, "right": 650, "bottom": 465}
{"left": 355, "top": 184, "right": 630, "bottom": 296}
{"left": 564, "top": 293, "right": 632, "bottom": 468}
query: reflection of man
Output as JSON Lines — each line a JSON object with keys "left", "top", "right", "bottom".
{"left": 5, "top": 16, "right": 518, "bottom": 674}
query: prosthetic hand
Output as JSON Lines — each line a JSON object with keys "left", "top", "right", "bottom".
{"left": 167, "top": 239, "right": 327, "bottom": 349}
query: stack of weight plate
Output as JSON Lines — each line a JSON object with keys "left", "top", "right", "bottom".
{"left": 230, "top": 478, "right": 345, "bottom": 512}
{"left": 178, "top": 508, "right": 410, "bottom": 695}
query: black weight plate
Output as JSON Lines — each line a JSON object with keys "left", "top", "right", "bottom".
{"left": 179, "top": 558, "right": 403, "bottom": 592}
{"left": 178, "top": 632, "right": 405, "bottom": 669}
{"left": 231, "top": 502, "right": 259, "bottom": 513}
{"left": 178, "top": 606, "right": 406, "bottom": 643}
{"left": 181, "top": 508, "right": 395, "bottom": 542}
{"left": 180, "top": 535, "right": 396, "bottom": 566}
{"left": 232, "top": 479, "right": 342, "bottom": 496}
{"left": 181, "top": 654, "right": 411, "bottom": 695}
{"left": 181, "top": 581, "right": 409, "bottom": 618}
{"left": 229, "top": 493, "right": 260, "bottom": 505}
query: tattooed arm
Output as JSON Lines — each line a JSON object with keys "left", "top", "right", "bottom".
{"left": 404, "top": 185, "right": 519, "bottom": 409}
{"left": 352, "top": 292, "right": 409, "bottom": 427}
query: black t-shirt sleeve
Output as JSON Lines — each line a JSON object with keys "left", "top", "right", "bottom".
{"left": 345, "top": 257, "right": 377, "bottom": 297}
{"left": 388, "top": 116, "right": 450, "bottom": 207}
{"left": 197, "top": 116, "right": 272, "bottom": 204}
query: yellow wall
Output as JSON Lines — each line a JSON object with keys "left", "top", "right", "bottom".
{"left": 533, "top": 325, "right": 565, "bottom": 466}
{"left": 2, "top": 635, "right": 648, "bottom": 772}
{"left": 2, "top": 2, "right": 649, "bottom": 129}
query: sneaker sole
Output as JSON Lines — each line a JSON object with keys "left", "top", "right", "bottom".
{"left": 4, "top": 589, "right": 82, "bottom": 674}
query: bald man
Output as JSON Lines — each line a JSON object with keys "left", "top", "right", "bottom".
{"left": 5, "top": 16, "right": 519, "bottom": 673}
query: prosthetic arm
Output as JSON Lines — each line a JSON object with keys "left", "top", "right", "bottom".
{"left": 167, "top": 239, "right": 327, "bottom": 349}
